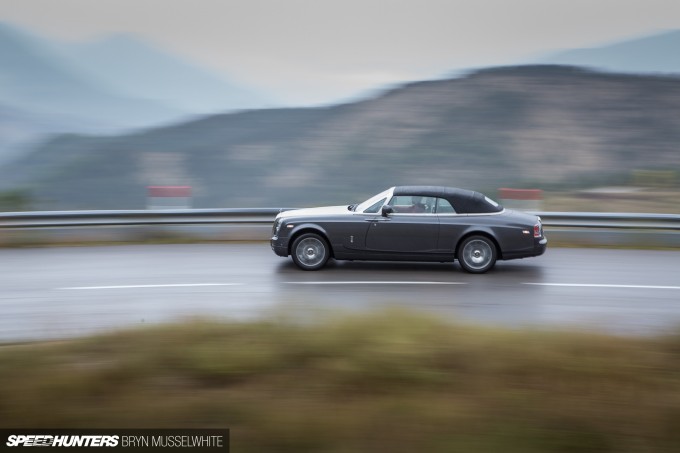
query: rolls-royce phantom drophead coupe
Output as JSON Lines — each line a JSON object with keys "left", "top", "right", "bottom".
{"left": 271, "top": 186, "right": 546, "bottom": 273}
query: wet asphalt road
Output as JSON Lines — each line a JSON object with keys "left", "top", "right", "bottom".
{"left": 1, "top": 244, "right": 679, "bottom": 341}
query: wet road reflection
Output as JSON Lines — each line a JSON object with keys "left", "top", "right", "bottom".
{"left": 0, "top": 244, "right": 678, "bottom": 340}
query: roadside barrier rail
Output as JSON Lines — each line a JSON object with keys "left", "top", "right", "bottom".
{"left": 0, "top": 209, "right": 286, "bottom": 228}
{"left": 1, "top": 209, "right": 679, "bottom": 230}
{"left": 534, "top": 212, "right": 680, "bottom": 231}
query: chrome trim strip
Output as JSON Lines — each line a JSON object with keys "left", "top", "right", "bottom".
{"left": 387, "top": 213, "right": 437, "bottom": 216}
{"left": 438, "top": 209, "right": 506, "bottom": 217}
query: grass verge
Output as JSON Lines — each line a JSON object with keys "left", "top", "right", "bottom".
{"left": 1, "top": 310, "right": 680, "bottom": 452}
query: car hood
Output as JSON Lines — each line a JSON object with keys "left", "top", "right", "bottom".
{"left": 277, "top": 205, "right": 352, "bottom": 220}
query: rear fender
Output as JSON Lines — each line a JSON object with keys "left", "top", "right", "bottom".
{"left": 456, "top": 226, "right": 502, "bottom": 259}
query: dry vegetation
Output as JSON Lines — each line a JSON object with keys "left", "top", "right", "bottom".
{"left": 1, "top": 310, "right": 680, "bottom": 452}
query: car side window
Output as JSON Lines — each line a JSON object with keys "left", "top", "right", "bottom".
{"left": 388, "top": 195, "right": 436, "bottom": 214}
{"left": 363, "top": 197, "right": 386, "bottom": 214}
{"left": 435, "top": 198, "right": 456, "bottom": 214}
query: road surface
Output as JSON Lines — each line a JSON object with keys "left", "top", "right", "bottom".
{"left": 1, "top": 244, "right": 679, "bottom": 341}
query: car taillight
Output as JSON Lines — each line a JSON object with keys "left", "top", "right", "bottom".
{"left": 534, "top": 223, "right": 542, "bottom": 238}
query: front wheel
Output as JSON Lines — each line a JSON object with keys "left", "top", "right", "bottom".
{"left": 457, "top": 235, "right": 497, "bottom": 274}
{"left": 291, "top": 233, "right": 330, "bottom": 271}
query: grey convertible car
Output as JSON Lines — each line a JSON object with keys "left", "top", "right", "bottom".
{"left": 271, "top": 186, "right": 547, "bottom": 273}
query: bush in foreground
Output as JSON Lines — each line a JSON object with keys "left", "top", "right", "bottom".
{"left": 1, "top": 310, "right": 679, "bottom": 452}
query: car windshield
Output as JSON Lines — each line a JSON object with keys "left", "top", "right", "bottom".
{"left": 354, "top": 188, "right": 393, "bottom": 213}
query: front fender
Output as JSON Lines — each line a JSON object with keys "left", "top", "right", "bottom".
{"left": 285, "top": 223, "right": 332, "bottom": 255}
{"left": 289, "top": 223, "right": 330, "bottom": 239}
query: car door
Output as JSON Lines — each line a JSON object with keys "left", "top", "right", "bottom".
{"left": 364, "top": 195, "right": 439, "bottom": 253}
{"left": 435, "top": 197, "right": 473, "bottom": 250}
{"left": 341, "top": 197, "right": 386, "bottom": 251}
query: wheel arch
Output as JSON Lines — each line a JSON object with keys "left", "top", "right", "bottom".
{"left": 455, "top": 230, "right": 503, "bottom": 260}
{"left": 288, "top": 225, "right": 334, "bottom": 257}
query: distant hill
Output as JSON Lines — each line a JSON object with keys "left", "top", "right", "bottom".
{"left": 538, "top": 30, "right": 680, "bottom": 74}
{"left": 0, "top": 23, "right": 184, "bottom": 130}
{"left": 63, "top": 33, "right": 273, "bottom": 113}
{"left": 2, "top": 66, "right": 680, "bottom": 210}
{"left": 0, "top": 103, "right": 58, "bottom": 164}
{"left": 0, "top": 21, "right": 276, "bottom": 162}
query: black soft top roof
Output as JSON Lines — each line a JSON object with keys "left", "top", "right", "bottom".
{"left": 393, "top": 186, "right": 503, "bottom": 214}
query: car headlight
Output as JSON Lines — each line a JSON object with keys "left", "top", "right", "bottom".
{"left": 273, "top": 218, "right": 283, "bottom": 236}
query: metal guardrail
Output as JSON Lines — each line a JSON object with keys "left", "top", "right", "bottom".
{"left": 1, "top": 209, "right": 679, "bottom": 230}
{"left": 0, "top": 209, "right": 285, "bottom": 228}
{"left": 534, "top": 212, "right": 680, "bottom": 231}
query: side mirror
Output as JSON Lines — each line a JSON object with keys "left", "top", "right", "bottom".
{"left": 381, "top": 205, "right": 394, "bottom": 217}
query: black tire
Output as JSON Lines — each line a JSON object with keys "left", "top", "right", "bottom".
{"left": 457, "top": 235, "right": 497, "bottom": 274}
{"left": 291, "top": 233, "right": 330, "bottom": 271}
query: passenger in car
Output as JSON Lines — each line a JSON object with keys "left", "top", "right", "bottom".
{"left": 395, "top": 196, "right": 428, "bottom": 213}
{"left": 412, "top": 196, "right": 427, "bottom": 213}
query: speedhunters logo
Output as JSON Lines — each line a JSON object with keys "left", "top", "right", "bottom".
{"left": 6, "top": 436, "right": 119, "bottom": 447}
{"left": 0, "top": 430, "right": 229, "bottom": 451}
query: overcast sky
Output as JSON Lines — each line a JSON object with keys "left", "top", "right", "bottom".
{"left": 1, "top": 0, "right": 679, "bottom": 104}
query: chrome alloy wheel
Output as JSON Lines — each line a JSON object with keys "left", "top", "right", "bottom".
{"left": 295, "top": 237, "right": 327, "bottom": 268}
{"left": 459, "top": 236, "right": 497, "bottom": 273}
{"left": 291, "top": 232, "right": 331, "bottom": 271}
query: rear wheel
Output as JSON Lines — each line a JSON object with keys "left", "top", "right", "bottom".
{"left": 458, "top": 235, "right": 497, "bottom": 274}
{"left": 291, "top": 233, "right": 330, "bottom": 271}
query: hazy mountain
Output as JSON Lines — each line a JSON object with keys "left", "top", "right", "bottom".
{"left": 0, "top": 22, "right": 186, "bottom": 130}
{"left": 0, "top": 103, "right": 59, "bottom": 163}
{"left": 2, "top": 66, "right": 679, "bottom": 210}
{"left": 0, "top": 21, "right": 276, "bottom": 162}
{"left": 64, "top": 33, "right": 273, "bottom": 113}
{"left": 538, "top": 30, "right": 680, "bottom": 74}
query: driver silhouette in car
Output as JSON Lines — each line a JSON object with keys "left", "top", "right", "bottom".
{"left": 411, "top": 196, "right": 427, "bottom": 213}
